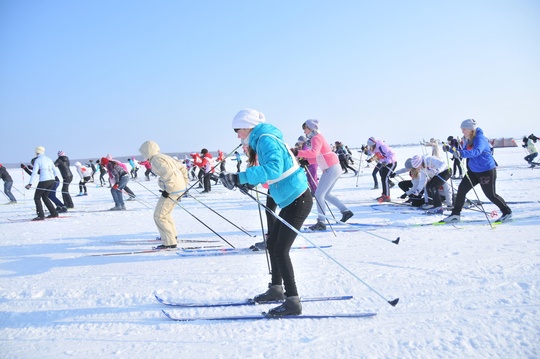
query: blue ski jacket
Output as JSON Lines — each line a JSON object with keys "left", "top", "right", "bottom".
{"left": 459, "top": 127, "right": 496, "bottom": 172}
{"left": 238, "top": 123, "right": 308, "bottom": 208}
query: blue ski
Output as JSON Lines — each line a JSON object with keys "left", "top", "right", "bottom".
{"left": 154, "top": 294, "right": 353, "bottom": 308}
{"left": 177, "top": 245, "right": 331, "bottom": 257}
{"left": 162, "top": 310, "right": 376, "bottom": 321}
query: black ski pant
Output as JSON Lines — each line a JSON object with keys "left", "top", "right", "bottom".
{"left": 203, "top": 173, "right": 211, "bottom": 192}
{"left": 61, "top": 175, "right": 74, "bottom": 208}
{"left": 452, "top": 158, "right": 462, "bottom": 177}
{"left": 34, "top": 180, "right": 58, "bottom": 218}
{"left": 339, "top": 159, "right": 356, "bottom": 173}
{"left": 451, "top": 168, "right": 511, "bottom": 216}
{"left": 79, "top": 176, "right": 90, "bottom": 193}
{"left": 265, "top": 190, "right": 277, "bottom": 234}
{"left": 426, "top": 169, "right": 451, "bottom": 208}
{"left": 266, "top": 189, "right": 312, "bottom": 298}
{"left": 380, "top": 162, "right": 397, "bottom": 196}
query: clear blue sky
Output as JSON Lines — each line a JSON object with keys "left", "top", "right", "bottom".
{"left": 1, "top": 0, "right": 539, "bottom": 164}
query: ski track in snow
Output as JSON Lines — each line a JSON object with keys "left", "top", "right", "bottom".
{"left": 0, "top": 146, "right": 539, "bottom": 358}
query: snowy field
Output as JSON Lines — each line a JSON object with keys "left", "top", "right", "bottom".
{"left": 0, "top": 145, "right": 538, "bottom": 359}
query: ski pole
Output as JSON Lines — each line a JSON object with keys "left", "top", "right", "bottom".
{"left": 255, "top": 189, "right": 272, "bottom": 275}
{"left": 135, "top": 180, "right": 235, "bottom": 248}
{"left": 307, "top": 210, "right": 400, "bottom": 245}
{"left": 237, "top": 186, "right": 399, "bottom": 307}
{"left": 301, "top": 164, "right": 336, "bottom": 236}
{"left": 187, "top": 193, "right": 256, "bottom": 237}
{"left": 456, "top": 156, "right": 494, "bottom": 229}
{"left": 166, "top": 195, "right": 236, "bottom": 248}
{"left": 355, "top": 150, "right": 363, "bottom": 187}
{"left": 182, "top": 144, "right": 242, "bottom": 198}
{"left": 443, "top": 150, "right": 455, "bottom": 204}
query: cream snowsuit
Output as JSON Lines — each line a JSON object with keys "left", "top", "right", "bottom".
{"left": 139, "top": 141, "right": 189, "bottom": 246}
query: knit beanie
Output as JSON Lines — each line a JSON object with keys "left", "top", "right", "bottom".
{"left": 304, "top": 119, "right": 319, "bottom": 131}
{"left": 460, "top": 119, "right": 477, "bottom": 130}
{"left": 58, "top": 151, "right": 65, "bottom": 157}
{"left": 35, "top": 146, "right": 45, "bottom": 154}
{"left": 411, "top": 155, "right": 423, "bottom": 168}
{"left": 404, "top": 158, "right": 413, "bottom": 169}
{"left": 297, "top": 136, "right": 307, "bottom": 143}
{"left": 232, "top": 109, "right": 265, "bottom": 130}
{"left": 100, "top": 157, "right": 109, "bottom": 166}
{"left": 367, "top": 137, "right": 376, "bottom": 146}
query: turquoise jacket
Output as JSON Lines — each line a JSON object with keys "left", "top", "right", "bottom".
{"left": 238, "top": 123, "right": 308, "bottom": 208}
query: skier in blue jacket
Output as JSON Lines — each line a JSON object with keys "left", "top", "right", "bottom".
{"left": 441, "top": 119, "right": 512, "bottom": 223}
{"left": 220, "top": 109, "right": 313, "bottom": 317}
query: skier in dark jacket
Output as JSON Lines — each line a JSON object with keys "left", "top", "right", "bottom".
{"left": 54, "top": 151, "right": 74, "bottom": 208}
{"left": 0, "top": 164, "right": 17, "bottom": 203}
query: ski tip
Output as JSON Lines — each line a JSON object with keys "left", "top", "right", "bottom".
{"left": 392, "top": 237, "right": 400, "bottom": 245}
{"left": 388, "top": 298, "right": 399, "bottom": 307}
{"left": 161, "top": 309, "right": 173, "bottom": 319}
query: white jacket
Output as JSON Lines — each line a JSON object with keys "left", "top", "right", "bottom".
{"left": 412, "top": 156, "right": 447, "bottom": 196}
{"left": 28, "top": 154, "right": 60, "bottom": 184}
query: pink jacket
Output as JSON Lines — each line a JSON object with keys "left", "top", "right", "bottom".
{"left": 370, "top": 140, "right": 397, "bottom": 164}
{"left": 297, "top": 133, "right": 339, "bottom": 170}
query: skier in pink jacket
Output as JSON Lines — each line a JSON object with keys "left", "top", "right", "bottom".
{"left": 295, "top": 119, "right": 353, "bottom": 231}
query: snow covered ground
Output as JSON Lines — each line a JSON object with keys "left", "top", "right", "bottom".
{"left": 1, "top": 145, "right": 538, "bottom": 358}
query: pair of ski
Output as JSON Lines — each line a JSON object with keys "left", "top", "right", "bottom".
{"left": 87, "top": 246, "right": 219, "bottom": 257}
{"left": 7, "top": 215, "right": 69, "bottom": 223}
{"left": 177, "top": 244, "right": 331, "bottom": 257}
{"left": 88, "top": 240, "right": 223, "bottom": 256}
{"left": 156, "top": 294, "right": 376, "bottom": 321}
{"left": 89, "top": 243, "right": 330, "bottom": 257}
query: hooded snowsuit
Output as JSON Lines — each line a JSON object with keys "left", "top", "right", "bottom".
{"left": 139, "top": 140, "right": 188, "bottom": 246}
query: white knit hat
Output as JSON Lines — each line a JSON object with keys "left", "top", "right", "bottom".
{"left": 367, "top": 137, "right": 376, "bottom": 146}
{"left": 232, "top": 109, "right": 265, "bottom": 130}
{"left": 304, "top": 119, "right": 319, "bottom": 131}
{"left": 35, "top": 146, "right": 45, "bottom": 154}
{"left": 411, "top": 155, "right": 423, "bottom": 168}
{"left": 460, "top": 119, "right": 477, "bottom": 130}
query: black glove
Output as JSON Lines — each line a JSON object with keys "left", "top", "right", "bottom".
{"left": 20, "top": 163, "right": 26, "bottom": 169}
{"left": 389, "top": 172, "right": 396, "bottom": 178}
{"left": 399, "top": 193, "right": 407, "bottom": 199}
{"left": 220, "top": 172, "right": 240, "bottom": 190}
{"left": 291, "top": 148, "right": 299, "bottom": 156}
{"left": 220, "top": 172, "right": 254, "bottom": 192}
{"left": 160, "top": 190, "right": 169, "bottom": 198}
{"left": 442, "top": 144, "right": 450, "bottom": 152}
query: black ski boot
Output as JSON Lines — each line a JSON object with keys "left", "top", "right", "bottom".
{"left": 253, "top": 283, "right": 285, "bottom": 303}
{"left": 267, "top": 296, "right": 302, "bottom": 317}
